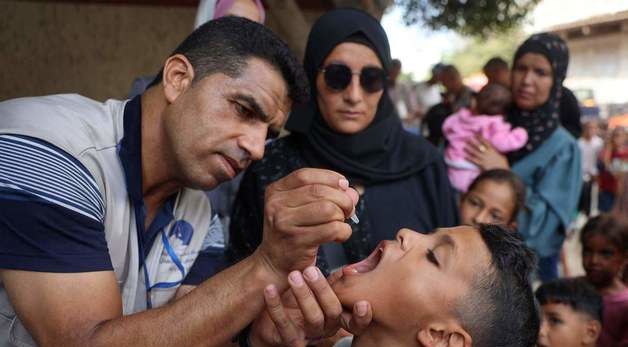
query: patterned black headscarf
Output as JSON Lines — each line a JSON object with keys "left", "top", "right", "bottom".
{"left": 508, "top": 33, "right": 569, "bottom": 163}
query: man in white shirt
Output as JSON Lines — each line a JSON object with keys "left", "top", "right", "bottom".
{"left": 578, "top": 119, "right": 604, "bottom": 215}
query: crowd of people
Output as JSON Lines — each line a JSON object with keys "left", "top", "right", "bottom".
{"left": 0, "top": 1, "right": 627, "bottom": 347}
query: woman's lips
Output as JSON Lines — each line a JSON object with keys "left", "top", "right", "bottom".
{"left": 515, "top": 89, "right": 534, "bottom": 100}
{"left": 338, "top": 110, "right": 363, "bottom": 118}
{"left": 342, "top": 242, "right": 384, "bottom": 276}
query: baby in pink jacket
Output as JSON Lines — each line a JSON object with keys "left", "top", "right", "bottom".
{"left": 443, "top": 83, "right": 528, "bottom": 192}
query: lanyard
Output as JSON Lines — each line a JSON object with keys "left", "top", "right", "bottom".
{"left": 133, "top": 202, "right": 186, "bottom": 309}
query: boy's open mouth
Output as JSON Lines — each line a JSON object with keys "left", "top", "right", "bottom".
{"left": 342, "top": 242, "right": 384, "bottom": 276}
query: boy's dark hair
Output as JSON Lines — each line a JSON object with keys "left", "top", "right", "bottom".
{"left": 476, "top": 83, "right": 512, "bottom": 115}
{"left": 483, "top": 57, "right": 509, "bottom": 71}
{"left": 535, "top": 277, "right": 603, "bottom": 323}
{"left": 580, "top": 213, "right": 628, "bottom": 253}
{"left": 455, "top": 224, "right": 539, "bottom": 347}
{"left": 466, "top": 169, "right": 526, "bottom": 223}
{"left": 148, "top": 16, "right": 309, "bottom": 106}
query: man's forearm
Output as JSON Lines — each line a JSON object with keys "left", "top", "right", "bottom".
{"left": 88, "top": 251, "right": 284, "bottom": 347}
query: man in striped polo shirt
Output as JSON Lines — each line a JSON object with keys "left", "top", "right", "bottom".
{"left": 0, "top": 17, "right": 362, "bottom": 347}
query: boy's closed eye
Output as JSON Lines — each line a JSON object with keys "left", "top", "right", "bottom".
{"left": 426, "top": 249, "right": 440, "bottom": 267}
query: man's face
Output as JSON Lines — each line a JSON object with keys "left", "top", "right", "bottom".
{"left": 441, "top": 71, "right": 462, "bottom": 93}
{"left": 537, "top": 303, "right": 596, "bottom": 347}
{"left": 332, "top": 226, "right": 491, "bottom": 337}
{"left": 163, "top": 57, "right": 290, "bottom": 190}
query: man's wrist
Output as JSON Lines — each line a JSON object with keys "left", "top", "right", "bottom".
{"left": 250, "top": 248, "right": 289, "bottom": 292}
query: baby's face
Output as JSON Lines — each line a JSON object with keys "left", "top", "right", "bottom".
{"left": 537, "top": 303, "right": 596, "bottom": 347}
{"left": 331, "top": 226, "right": 491, "bottom": 335}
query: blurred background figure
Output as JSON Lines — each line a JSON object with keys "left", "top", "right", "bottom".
{"left": 580, "top": 214, "right": 628, "bottom": 347}
{"left": 482, "top": 56, "right": 510, "bottom": 87}
{"left": 598, "top": 126, "right": 628, "bottom": 213}
{"left": 440, "top": 64, "right": 474, "bottom": 112}
{"left": 413, "top": 63, "right": 444, "bottom": 129}
{"left": 422, "top": 64, "right": 473, "bottom": 147}
{"left": 387, "top": 58, "right": 420, "bottom": 133}
{"left": 195, "top": 0, "right": 265, "bottom": 27}
{"left": 560, "top": 86, "right": 583, "bottom": 138}
{"left": 578, "top": 119, "right": 604, "bottom": 217}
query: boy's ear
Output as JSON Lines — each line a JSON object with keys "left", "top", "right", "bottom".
{"left": 508, "top": 220, "right": 518, "bottom": 229}
{"left": 417, "top": 323, "right": 472, "bottom": 347}
{"left": 582, "top": 319, "right": 601, "bottom": 346}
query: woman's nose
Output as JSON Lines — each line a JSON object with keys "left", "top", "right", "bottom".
{"left": 343, "top": 75, "right": 363, "bottom": 104}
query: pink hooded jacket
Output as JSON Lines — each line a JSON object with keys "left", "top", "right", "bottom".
{"left": 443, "top": 108, "right": 528, "bottom": 191}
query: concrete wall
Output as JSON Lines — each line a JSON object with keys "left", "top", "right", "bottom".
{"left": 0, "top": 1, "right": 196, "bottom": 101}
{"left": 562, "top": 20, "right": 628, "bottom": 106}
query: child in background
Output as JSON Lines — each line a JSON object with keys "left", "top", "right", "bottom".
{"left": 459, "top": 169, "right": 526, "bottom": 228}
{"left": 598, "top": 127, "right": 628, "bottom": 213}
{"left": 535, "top": 278, "right": 602, "bottom": 347}
{"left": 580, "top": 214, "right": 628, "bottom": 347}
{"left": 443, "top": 83, "right": 528, "bottom": 192}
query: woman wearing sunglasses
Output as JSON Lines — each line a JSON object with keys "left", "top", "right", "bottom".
{"left": 226, "top": 8, "right": 458, "bottom": 274}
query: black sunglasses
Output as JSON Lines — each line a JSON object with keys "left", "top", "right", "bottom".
{"left": 319, "top": 64, "right": 387, "bottom": 93}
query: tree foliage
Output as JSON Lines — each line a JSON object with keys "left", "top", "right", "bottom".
{"left": 444, "top": 28, "right": 525, "bottom": 76}
{"left": 395, "top": 0, "right": 540, "bottom": 37}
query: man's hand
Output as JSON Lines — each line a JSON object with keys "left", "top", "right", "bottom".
{"left": 250, "top": 267, "right": 372, "bottom": 347}
{"left": 255, "top": 168, "right": 359, "bottom": 281}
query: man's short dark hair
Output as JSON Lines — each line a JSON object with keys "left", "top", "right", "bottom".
{"left": 149, "top": 16, "right": 309, "bottom": 106}
{"left": 535, "top": 277, "right": 603, "bottom": 323}
{"left": 455, "top": 224, "right": 539, "bottom": 347}
{"left": 483, "top": 57, "right": 509, "bottom": 71}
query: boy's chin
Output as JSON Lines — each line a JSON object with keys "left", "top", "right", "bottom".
{"left": 332, "top": 275, "right": 371, "bottom": 308}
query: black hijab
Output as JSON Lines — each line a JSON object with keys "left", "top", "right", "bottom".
{"left": 285, "top": 8, "right": 435, "bottom": 185}
{"left": 508, "top": 32, "right": 570, "bottom": 162}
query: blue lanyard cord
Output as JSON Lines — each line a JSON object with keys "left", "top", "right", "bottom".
{"left": 144, "top": 230, "right": 187, "bottom": 309}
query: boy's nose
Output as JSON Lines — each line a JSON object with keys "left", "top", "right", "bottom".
{"left": 395, "top": 228, "right": 421, "bottom": 248}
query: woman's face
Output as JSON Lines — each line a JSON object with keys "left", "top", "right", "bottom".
{"left": 316, "top": 42, "right": 384, "bottom": 134}
{"left": 511, "top": 52, "right": 554, "bottom": 111}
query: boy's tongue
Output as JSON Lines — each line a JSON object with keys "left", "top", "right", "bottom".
{"left": 342, "top": 246, "right": 383, "bottom": 276}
